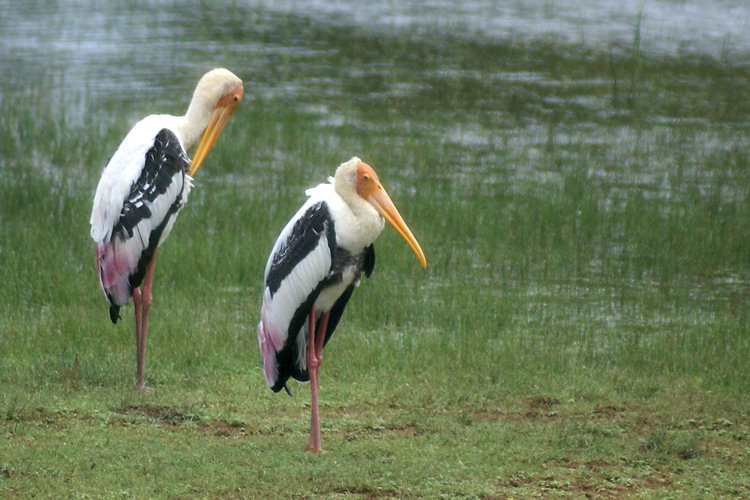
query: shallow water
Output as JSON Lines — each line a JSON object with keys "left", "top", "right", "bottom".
{"left": 3, "top": 1, "right": 749, "bottom": 95}
{"left": 1, "top": 0, "right": 748, "bottom": 315}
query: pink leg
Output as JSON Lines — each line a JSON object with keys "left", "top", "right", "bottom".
{"left": 306, "top": 309, "right": 330, "bottom": 453}
{"left": 135, "top": 250, "right": 158, "bottom": 391}
{"left": 133, "top": 287, "right": 144, "bottom": 388}
{"left": 315, "top": 313, "right": 329, "bottom": 362}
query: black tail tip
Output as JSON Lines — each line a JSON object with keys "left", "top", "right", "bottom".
{"left": 109, "top": 305, "right": 121, "bottom": 324}
{"left": 271, "top": 380, "right": 293, "bottom": 397}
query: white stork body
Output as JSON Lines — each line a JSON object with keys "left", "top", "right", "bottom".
{"left": 258, "top": 157, "right": 426, "bottom": 452}
{"left": 91, "top": 115, "right": 192, "bottom": 311}
{"left": 90, "top": 68, "right": 243, "bottom": 389}
{"left": 258, "top": 179, "right": 380, "bottom": 389}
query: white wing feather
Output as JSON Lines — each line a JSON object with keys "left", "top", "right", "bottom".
{"left": 90, "top": 114, "right": 182, "bottom": 245}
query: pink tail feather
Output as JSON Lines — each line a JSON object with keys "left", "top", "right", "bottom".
{"left": 258, "top": 290, "right": 281, "bottom": 388}
{"left": 96, "top": 241, "right": 135, "bottom": 307}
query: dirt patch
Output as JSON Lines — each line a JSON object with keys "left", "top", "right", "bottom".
{"left": 345, "top": 423, "right": 424, "bottom": 441}
{"left": 502, "top": 473, "right": 632, "bottom": 499}
{"left": 526, "top": 396, "right": 561, "bottom": 408}
{"left": 462, "top": 401, "right": 646, "bottom": 424}
{"left": 6, "top": 407, "right": 93, "bottom": 430}
{"left": 383, "top": 423, "right": 423, "bottom": 437}
{"left": 31, "top": 406, "right": 65, "bottom": 426}
{"left": 200, "top": 419, "right": 248, "bottom": 437}
{"left": 331, "top": 485, "right": 401, "bottom": 498}
{"left": 114, "top": 404, "right": 193, "bottom": 423}
{"left": 112, "top": 405, "right": 254, "bottom": 437}
{"left": 527, "top": 409, "right": 562, "bottom": 420}
{"left": 468, "top": 409, "right": 505, "bottom": 421}
{"left": 1, "top": 466, "right": 18, "bottom": 479}
{"left": 468, "top": 407, "right": 562, "bottom": 421}
{"left": 593, "top": 404, "right": 628, "bottom": 416}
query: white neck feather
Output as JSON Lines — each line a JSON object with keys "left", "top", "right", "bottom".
{"left": 330, "top": 159, "right": 385, "bottom": 251}
{"left": 176, "top": 101, "right": 211, "bottom": 150}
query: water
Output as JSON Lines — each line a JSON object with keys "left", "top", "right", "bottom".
{"left": 3, "top": 1, "right": 748, "bottom": 95}
{"left": 1, "top": 0, "right": 748, "bottom": 320}
{"left": 249, "top": 0, "right": 750, "bottom": 57}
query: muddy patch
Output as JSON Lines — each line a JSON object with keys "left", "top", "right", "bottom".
{"left": 114, "top": 404, "right": 195, "bottom": 424}
{"left": 331, "top": 485, "right": 401, "bottom": 498}
{"left": 112, "top": 405, "right": 254, "bottom": 437}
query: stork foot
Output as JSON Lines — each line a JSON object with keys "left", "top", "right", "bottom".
{"left": 305, "top": 443, "right": 329, "bottom": 454}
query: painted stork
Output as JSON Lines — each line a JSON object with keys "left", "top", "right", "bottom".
{"left": 90, "top": 68, "right": 243, "bottom": 390}
{"left": 257, "top": 157, "right": 426, "bottom": 452}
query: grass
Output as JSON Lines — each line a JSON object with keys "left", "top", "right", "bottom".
{"left": 1, "top": 4, "right": 750, "bottom": 498}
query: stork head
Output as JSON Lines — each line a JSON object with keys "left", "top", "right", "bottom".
{"left": 186, "top": 68, "right": 244, "bottom": 176}
{"left": 334, "top": 157, "right": 427, "bottom": 269}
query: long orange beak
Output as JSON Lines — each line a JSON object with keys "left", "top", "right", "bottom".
{"left": 367, "top": 187, "right": 427, "bottom": 269}
{"left": 188, "top": 83, "right": 244, "bottom": 176}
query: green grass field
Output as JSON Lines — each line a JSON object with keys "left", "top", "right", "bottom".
{"left": 1, "top": 4, "right": 749, "bottom": 498}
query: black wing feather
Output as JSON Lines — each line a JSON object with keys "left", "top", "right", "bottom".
{"left": 318, "top": 245, "right": 374, "bottom": 346}
{"left": 363, "top": 244, "right": 375, "bottom": 278}
{"left": 266, "top": 201, "right": 336, "bottom": 295}
{"left": 114, "top": 128, "right": 189, "bottom": 298}
{"left": 321, "top": 284, "right": 355, "bottom": 347}
{"left": 267, "top": 201, "right": 336, "bottom": 391}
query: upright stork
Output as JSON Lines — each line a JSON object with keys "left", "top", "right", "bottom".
{"left": 90, "top": 68, "right": 243, "bottom": 390}
{"left": 258, "top": 157, "right": 426, "bottom": 452}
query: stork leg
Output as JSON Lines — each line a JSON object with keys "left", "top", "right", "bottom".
{"left": 306, "top": 308, "right": 330, "bottom": 453}
{"left": 134, "top": 249, "right": 158, "bottom": 391}
{"left": 133, "top": 287, "right": 144, "bottom": 388}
